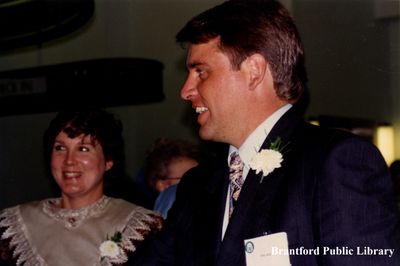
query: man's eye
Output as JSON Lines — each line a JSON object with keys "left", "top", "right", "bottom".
{"left": 197, "top": 69, "right": 208, "bottom": 79}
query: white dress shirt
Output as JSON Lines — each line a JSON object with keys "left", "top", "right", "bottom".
{"left": 222, "top": 104, "right": 292, "bottom": 239}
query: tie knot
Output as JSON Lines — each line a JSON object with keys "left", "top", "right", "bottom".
{"left": 230, "top": 152, "right": 242, "bottom": 167}
{"left": 229, "top": 152, "right": 243, "bottom": 177}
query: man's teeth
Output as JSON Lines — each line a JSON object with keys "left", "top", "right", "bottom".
{"left": 196, "top": 107, "right": 209, "bottom": 114}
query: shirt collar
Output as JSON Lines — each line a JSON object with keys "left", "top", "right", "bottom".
{"left": 228, "top": 104, "right": 292, "bottom": 167}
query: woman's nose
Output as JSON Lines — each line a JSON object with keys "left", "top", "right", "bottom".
{"left": 64, "top": 151, "right": 76, "bottom": 165}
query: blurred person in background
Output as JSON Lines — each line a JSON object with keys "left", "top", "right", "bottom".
{"left": 143, "top": 138, "right": 201, "bottom": 218}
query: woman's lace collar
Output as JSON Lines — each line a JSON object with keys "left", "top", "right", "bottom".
{"left": 42, "top": 195, "right": 110, "bottom": 229}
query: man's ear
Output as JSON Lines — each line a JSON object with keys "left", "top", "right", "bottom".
{"left": 243, "top": 53, "right": 267, "bottom": 90}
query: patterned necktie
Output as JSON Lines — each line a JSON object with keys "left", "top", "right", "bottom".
{"left": 229, "top": 152, "right": 244, "bottom": 218}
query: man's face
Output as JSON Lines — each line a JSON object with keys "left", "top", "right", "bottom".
{"left": 180, "top": 38, "right": 248, "bottom": 146}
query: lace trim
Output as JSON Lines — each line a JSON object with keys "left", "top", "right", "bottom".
{"left": 99, "top": 206, "right": 162, "bottom": 266}
{"left": 1, "top": 200, "right": 162, "bottom": 266}
{"left": 0, "top": 206, "right": 46, "bottom": 266}
{"left": 42, "top": 196, "right": 110, "bottom": 229}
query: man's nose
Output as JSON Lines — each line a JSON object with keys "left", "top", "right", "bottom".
{"left": 180, "top": 76, "right": 196, "bottom": 101}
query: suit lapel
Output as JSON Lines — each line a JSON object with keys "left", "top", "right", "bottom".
{"left": 248, "top": 108, "right": 304, "bottom": 234}
{"left": 216, "top": 164, "right": 286, "bottom": 265}
{"left": 216, "top": 108, "right": 304, "bottom": 265}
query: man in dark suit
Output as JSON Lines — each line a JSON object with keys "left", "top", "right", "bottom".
{"left": 132, "top": 0, "right": 400, "bottom": 265}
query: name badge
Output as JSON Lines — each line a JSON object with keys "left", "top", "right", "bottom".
{"left": 244, "top": 232, "right": 291, "bottom": 266}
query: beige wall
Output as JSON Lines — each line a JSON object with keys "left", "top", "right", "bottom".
{"left": 292, "top": 0, "right": 399, "bottom": 159}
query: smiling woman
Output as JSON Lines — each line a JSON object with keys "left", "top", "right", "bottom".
{"left": 0, "top": 109, "right": 162, "bottom": 266}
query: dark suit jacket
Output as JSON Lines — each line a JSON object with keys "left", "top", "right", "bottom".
{"left": 132, "top": 108, "right": 400, "bottom": 266}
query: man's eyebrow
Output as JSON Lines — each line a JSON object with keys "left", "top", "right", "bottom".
{"left": 187, "top": 61, "right": 206, "bottom": 69}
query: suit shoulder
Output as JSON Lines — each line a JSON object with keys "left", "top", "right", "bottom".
{"left": 300, "top": 123, "right": 376, "bottom": 149}
{"left": 291, "top": 122, "right": 385, "bottom": 166}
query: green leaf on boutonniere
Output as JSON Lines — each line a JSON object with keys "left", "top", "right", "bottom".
{"left": 269, "top": 137, "right": 289, "bottom": 153}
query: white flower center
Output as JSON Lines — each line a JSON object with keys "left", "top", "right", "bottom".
{"left": 249, "top": 149, "right": 283, "bottom": 177}
{"left": 99, "top": 240, "right": 120, "bottom": 258}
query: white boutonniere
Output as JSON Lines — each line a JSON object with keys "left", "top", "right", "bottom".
{"left": 99, "top": 231, "right": 128, "bottom": 264}
{"left": 249, "top": 137, "right": 288, "bottom": 183}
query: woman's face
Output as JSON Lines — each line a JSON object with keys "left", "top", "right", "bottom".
{"left": 51, "top": 131, "right": 113, "bottom": 206}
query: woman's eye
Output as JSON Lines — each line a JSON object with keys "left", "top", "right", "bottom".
{"left": 79, "top": 146, "right": 90, "bottom": 152}
{"left": 54, "top": 145, "right": 64, "bottom": 151}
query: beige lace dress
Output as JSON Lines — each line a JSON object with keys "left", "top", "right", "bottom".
{"left": 0, "top": 196, "right": 162, "bottom": 266}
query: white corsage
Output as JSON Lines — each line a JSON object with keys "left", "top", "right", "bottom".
{"left": 100, "top": 240, "right": 120, "bottom": 258}
{"left": 99, "top": 231, "right": 128, "bottom": 265}
{"left": 249, "top": 137, "right": 287, "bottom": 183}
